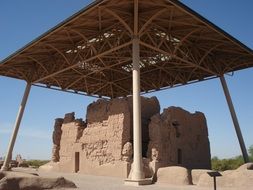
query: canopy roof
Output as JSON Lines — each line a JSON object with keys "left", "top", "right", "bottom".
{"left": 1, "top": 0, "right": 253, "bottom": 98}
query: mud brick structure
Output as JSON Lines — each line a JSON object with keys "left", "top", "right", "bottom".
{"left": 147, "top": 107, "right": 211, "bottom": 170}
{"left": 43, "top": 96, "right": 211, "bottom": 178}
{"left": 51, "top": 118, "right": 64, "bottom": 162}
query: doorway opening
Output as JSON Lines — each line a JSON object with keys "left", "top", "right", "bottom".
{"left": 75, "top": 152, "right": 80, "bottom": 173}
{"left": 177, "top": 149, "right": 182, "bottom": 165}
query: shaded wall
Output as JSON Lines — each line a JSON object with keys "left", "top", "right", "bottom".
{"left": 148, "top": 107, "right": 211, "bottom": 169}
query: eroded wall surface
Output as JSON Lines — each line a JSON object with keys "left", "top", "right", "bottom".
{"left": 54, "top": 96, "right": 159, "bottom": 177}
{"left": 47, "top": 97, "right": 211, "bottom": 177}
{"left": 148, "top": 107, "right": 211, "bottom": 169}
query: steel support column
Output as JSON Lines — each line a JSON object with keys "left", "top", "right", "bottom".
{"left": 131, "top": 37, "right": 145, "bottom": 180}
{"left": 220, "top": 75, "right": 249, "bottom": 163}
{"left": 1, "top": 83, "right": 31, "bottom": 171}
{"left": 125, "top": 0, "right": 151, "bottom": 184}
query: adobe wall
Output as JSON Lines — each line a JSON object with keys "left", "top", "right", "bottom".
{"left": 43, "top": 96, "right": 211, "bottom": 178}
{"left": 148, "top": 107, "right": 211, "bottom": 169}
{"left": 53, "top": 96, "right": 160, "bottom": 177}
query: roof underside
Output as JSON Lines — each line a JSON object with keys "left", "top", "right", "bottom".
{"left": 0, "top": 0, "right": 253, "bottom": 98}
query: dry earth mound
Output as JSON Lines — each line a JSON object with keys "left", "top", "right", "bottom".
{"left": 0, "top": 171, "right": 76, "bottom": 190}
{"left": 197, "top": 163, "right": 253, "bottom": 188}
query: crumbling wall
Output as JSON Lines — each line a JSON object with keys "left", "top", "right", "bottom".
{"left": 148, "top": 107, "right": 211, "bottom": 169}
{"left": 46, "top": 97, "right": 211, "bottom": 177}
{"left": 127, "top": 97, "right": 160, "bottom": 157}
{"left": 79, "top": 96, "right": 160, "bottom": 165}
{"left": 57, "top": 113, "right": 86, "bottom": 172}
{"left": 52, "top": 96, "right": 159, "bottom": 176}
{"left": 51, "top": 118, "right": 64, "bottom": 162}
{"left": 81, "top": 98, "right": 131, "bottom": 166}
{"left": 79, "top": 113, "right": 126, "bottom": 165}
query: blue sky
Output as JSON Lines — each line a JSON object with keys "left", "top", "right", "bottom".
{"left": 0, "top": 0, "right": 253, "bottom": 160}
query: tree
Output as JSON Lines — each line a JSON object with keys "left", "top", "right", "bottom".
{"left": 211, "top": 145, "right": 253, "bottom": 171}
{"left": 211, "top": 156, "right": 244, "bottom": 171}
{"left": 248, "top": 145, "right": 253, "bottom": 161}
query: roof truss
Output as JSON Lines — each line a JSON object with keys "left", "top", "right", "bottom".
{"left": 0, "top": 0, "right": 253, "bottom": 98}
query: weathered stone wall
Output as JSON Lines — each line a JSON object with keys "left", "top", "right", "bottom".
{"left": 148, "top": 106, "right": 211, "bottom": 169}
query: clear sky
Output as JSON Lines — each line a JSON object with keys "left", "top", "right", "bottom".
{"left": 0, "top": 0, "right": 253, "bottom": 160}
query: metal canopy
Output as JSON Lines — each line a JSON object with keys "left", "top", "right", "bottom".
{"left": 1, "top": 0, "right": 253, "bottom": 98}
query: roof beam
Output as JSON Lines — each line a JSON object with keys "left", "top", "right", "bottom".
{"left": 173, "top": 28, "right": 201, "bottom": 55}
{"left": 104, "top": 8, "right": 133, "bottom": 35}
{"left": 139, "top": 8, "right": 167, "bottom": 35}
{"left": 63, "top": 57, "right": 132, "bottom": 90}
{"left": 139, "top": 40, "right": 217, "bottom": 76}
{"left": 33, "top": 41, "right": 132, "bottom": 83}
{"left": 66, "top": 28, "right": 98, "bottom": 54}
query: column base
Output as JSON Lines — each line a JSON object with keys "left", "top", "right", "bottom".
{"left": 124, "top": 178, "right": 153, "bottom": 186}
{"left": 1, "top": 166, "right": 9, "bottom": 171}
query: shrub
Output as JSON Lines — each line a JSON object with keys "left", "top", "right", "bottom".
{"left": 211, "top": 156, "right": 244, "bottom": 171}
{"left": 25, "top": 160, "right": 50, "bottom": 168}
{"left": 249, "top": 145, "right": 253, "bottom": 162}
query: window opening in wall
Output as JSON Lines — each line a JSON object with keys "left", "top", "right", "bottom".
{"left": 172, "top": 120, "right": 180, "bottom": 138}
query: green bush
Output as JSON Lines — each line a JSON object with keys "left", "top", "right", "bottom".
{"left": 249, "top": 145, "right": 253, "bottom": 162}
{"left": 211, "top": 144, "right": 253, "bottom": 171}
{"left": 211, "top": 156, "right": 244, "bottom": 171}
{"left": 25, "top": 160, "right": 50, "bottom": 168}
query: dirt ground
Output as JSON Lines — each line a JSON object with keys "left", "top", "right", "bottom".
{"left": 12, "top": 168, "right": 250, "bottom": 190}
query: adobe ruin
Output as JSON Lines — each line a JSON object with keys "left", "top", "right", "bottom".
{"left": 41, "top": 96, "right": 211, "bottom": 178}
